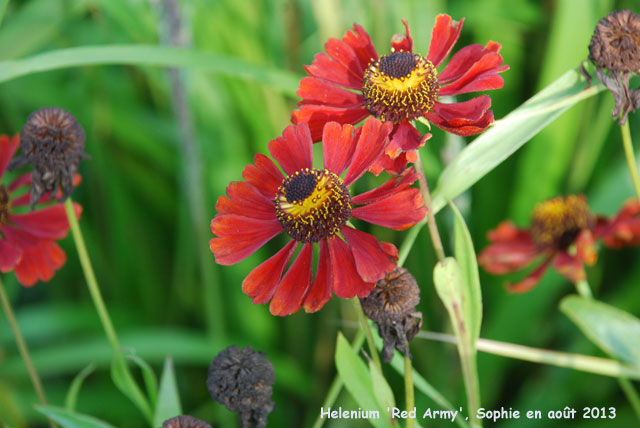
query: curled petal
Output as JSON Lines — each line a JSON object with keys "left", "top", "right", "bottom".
{"left": 242, "top": 154, "right": 283, "bottom": 199}
{"left": 597, "top": 200, "right": 640, "bottom": 248}
{"left": 391, "top": 19, "right": 413, "bottom": 53}
{"left": 242, "top": 240, "right": 297, "bottom": 305}
{"left": 209, "top": 215, "right": 282, "bottom": 265}
{"left": 506, "top": 256, "right": 553, "bottom": 293}
{"left": 268, "top": 124, "right": 313, "bottom": 176}
{"left": 292, "top": 105, "right": 370, "bottom": 142}
{"left": 304, "top": 239, "right": 332, "bottom": 313}
{"left": 575, "top": 230, "right": 598, "bottom": 266}
{"left": 352, "top": 167, "right": 419, "bottom": 205}
{"left": 297, "top": 77, "right": 365, "bottom": 108}
{"left": 270, "top": 243, "right": 313, "bottom": 316}
{"left": 322, "top": 122, "right": 357, "bottom": 176}
{"left": 351, "top": 188, "right": 426, "bottom": 230}
{"left": 478, "top": 223, "right": 540, "bottom": 274}
{"left": 341, "top": 226, "right": 397, "bottom": 282}
{"left": 369, "top": 152, "right": 414, "bottom": 176}
{"left": 425, "top": 108, "right": 494, "bottom": 137}
{"left": 439, "top": 48, "right": 508, "bottom": 96}
{"left": 553, "top": 251, "right": 585, "bottom": 284}
{"left": 427, "top": 14, "right": 464, "bottom": 68}
{"left": 344, "top": 118, "right": 393, "bottom": 186}
{"left": 327, "top": 237, "right": 373, "bottom": 299}
{"left": 386, "top": 121, "right": 426, "bottom": 159}
{"left": 439, "top": 42, "right": 503, "bottom": 84}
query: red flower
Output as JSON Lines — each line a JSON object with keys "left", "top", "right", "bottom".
{"left": 292, "top": 15, "right": 508, "bottom": 174}
{"left": 210, "top": 118, "right": 427, "bottom": 316}
{"left": 478, "top": 196, "right": 640, "bottom": 293}
{"left": 0, "top": 135, "right": 81, "bottom": 286}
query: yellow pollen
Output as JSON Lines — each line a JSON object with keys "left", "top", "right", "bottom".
{"left": 530, "top": 196, "right": 591, "bottom": 249}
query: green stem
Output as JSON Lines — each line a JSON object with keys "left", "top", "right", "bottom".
{"left": 404, "top": 355, "right": 415, "bottom": 428}
{"left": 0, "top": 278, "right": 57, "bottom": 428}
{"left": 620, "top": 120, "right": 640, "bottom": 201}
{"left": 575, "top": 279, "right": 593, "bottom": 299}
{"left": 352, "top": 298, "right": 382, "bottom": 372}
{"left": 311, "top": 331, "right": 365, "bottom": 428}
{"left": 619, "top": 377, "right": 640, "bottom": 420}
{"left": 414, "top": 152, "right": 445, "bottom": 261}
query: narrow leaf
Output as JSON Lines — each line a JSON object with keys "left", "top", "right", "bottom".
{"left": 560, "top": 296, "right": 640, "bottom": 366}
{"left": 368, "top": 360, "right": 395, "bottom": 412}
{"left": 127, "top": 354, "right": 158, "bottom": 410}
{"left": 153, "top": 356, "right": 182, "bottom": 427}
{"left": 335, "top": 332, "right": 392, "bottom": 428}
{"left": 110, "top": 356, "right": 153, "bottom": 423}
{"left": 0, "top": 0, "right": 8, "bottom": 28}
{"left": 65, "top": 363, "right": 96, "bottom": 411}
{"left": 35, "top": 405, "right": 116, "bottom": 428}
{"left": 450, "top": 202, "right": 483, "bottom": 344}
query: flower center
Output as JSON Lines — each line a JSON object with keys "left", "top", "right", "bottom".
{"left": 275, "top": 168, "right": 351, "bottom": 243}
{"left": 362, "top": 51, "right": 439, "bottom": 123}
{"left": 589, "top": 10, "right": 640, "bottom": 72}
{"left": 0, "top": 185, "right": 9, "bottom": 224}
{"left": 530, "top": 196, "right": 591, "bottom": 250}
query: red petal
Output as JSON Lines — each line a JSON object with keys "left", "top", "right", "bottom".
{"left": 425, "top": 108, "right": 494, "bottom": 137}
{"left": 477, "top": 235, "right": 541, "bottom": 275}
{"left": 506, "top": 257, "right": 552, "bottom": 293}
{"left": 209, "top": 215, "right": 282, "bottom": 265}
{"left": 427, "top": 14, "right": 464, "bottom": 68}
{"left": 322, "top": 122, "right": 357, "bottom": 175}
{"left": 369, "top": 152, "right": 413, "bottom": 176}
{"left": 598, "top": 200, "right": 640, "bottom": 248}
{"left": 351, "top": 188, "right": 426, "bottom": 230}
{"left": 1, "top": 225, "right": 40, "bottom": 247}
{"left": 0, "top": 135, "right": 19, "bottom": 177}
{"left": 242, "top": 240, "right": 297, "bottom": 304}
{"left": 343, "top": 24, "right": 378, "bottom": 70}
{"left": 292, "top": 104, "right": 370, "bottom": 142}
{"left": 344, "top": 117, "right": 393, "bottom": 186}
{"left": 215, "top": 181, "right": 275, "bottom": 220}
{"left": 269, "top": 243, "right": 313, "bottom": 316}
{"left": 341, "top": 226, "right": 397, "bottom": 282}
{"left": 297, "top": 77, "right": 365, "bottom": 108}
{"left": 14, "top": 241, "right": 66, "bottom": 287}
{"left": 304, "top": 239, "right": 332, "bottom": 313}
{"left": 0, "top": 239, "right": 22, "bottom": 272}
{"left": 268, "top": 124, "right": 313, "bottom": 176}
{"left": 386, "top": 121, "right": 426, "bottom": 158}
{"left": 439, "top": 47, "right": 507, "bottom": 96}
{"left": 439, "top": 42, "right": 502, "bottom": 84}
{"left": 8, "top": 203, "right": 79, "bottom": 240}
{"left": 391, "top": 19, "right": 413, "bottom": 52}
{"left": 553, "top": 251, "right": 585, "bottom": 283}
{"left": 575, "top": 230, "right": 598, "bottom": 266}
{"left": 8, "top": 172, "right": 31, "bottom": 193}
{"left": 352, "top": 167, "right": 419, "bottom": 205}
{"left": 327, "top": 237, "right": 373, "bottom": 298}
{"left": 242, "top": 154, "right": 283, "bottom": 199}
{"left": 432, "top": 96, "right": 491, "bottom": 122}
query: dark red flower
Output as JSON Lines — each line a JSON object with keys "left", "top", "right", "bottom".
{"left": 292, "top": 15, "right": 508, "bottom": 174}
{"left": 595, "top": 199, "right": 640, "bottom": 248}
{"left": 210, "top": 118, "right": 426, "bottom": 316}
{"left": 0, "top": 135, "right": 81, "bottom": 286}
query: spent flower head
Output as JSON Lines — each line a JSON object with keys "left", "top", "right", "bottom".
{"left": 161, "top": 415, "right": 212, "bottom": 428}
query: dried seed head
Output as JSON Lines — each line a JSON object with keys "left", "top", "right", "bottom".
{"left": 360, "top": 267, "right": 422, "bottom": 363}
{"left": 161, "top": 415, "right": 212, "bottom": 428}
{"left": 9, "top": 107, "right": 87, "bottom": 208}
{"left": 207, "top": 346, "right": 275, "bottom": 428}
{"left": 589, "top": 10, "right": 640, "bottom": 73}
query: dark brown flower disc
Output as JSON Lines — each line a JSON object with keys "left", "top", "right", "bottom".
{"left": 589, "top": 10, "right": 640, "bottom": 73}
{"left": 161, "top": 415, "right": 212, "bottom": 428}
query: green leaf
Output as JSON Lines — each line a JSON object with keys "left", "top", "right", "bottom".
{"left": 153, "top": 356, "right": 183, "bottom": 427}
{"left": 334, "top": 332, "right": 392, "bottom": 428}
{"left": 431, "top": 68, "right": 604, "bottom": 213}
{"left": 65, "top": 363, "right": 96, "bottom": 411}
{"left": 560, "top": 296, "right": 640, "bottom": 366}
{"left": 35, "top": 405, "right": 116, "bottom": 428}
{"left": 368, "top": 360, "right": 395, "bottom": 412}
{"left": 450, "top": 202, "right": 483, "bottom": 345}
{"left": 126, "top": 354, "right": 158, "bottom": 410}
{"left": 0, "top": 45, "right": 300, "bottom": 95}
{"left": 0, "top": 0, "right": 8, "bottom": 28}
{"left": 111, "top": 356, "right": 153, "bottom": 423}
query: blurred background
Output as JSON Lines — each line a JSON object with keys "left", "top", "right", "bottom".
{"left": 0, "top": 0, "right": 639, "bottom": 426}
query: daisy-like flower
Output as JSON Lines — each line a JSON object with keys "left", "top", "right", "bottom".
{"left": 478, "top": 195, "right": 640, "bottom": 293}
{"left": 292, "top": 14, "right": 508, "bottom": 174}
{"left": 210, "top": 118, "right": 426, "bottom": 316}
{"left": 0, "top": 135, "right": 81, "bottom": 286}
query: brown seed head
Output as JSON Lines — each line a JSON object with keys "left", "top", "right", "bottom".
{"left": 9, "top": 107, "right": 87, "bottom": 208}
{"left": 207, "top": 346, "right": 275, "bottom": 428}
{"left": 360, "top": 267, "right": 422, "bottom": 363}
{"left": 161, "top": 415, "right": 212, "bottom": 428}
{"left": 589, "top": 10, "right": 640, "bottom": 73}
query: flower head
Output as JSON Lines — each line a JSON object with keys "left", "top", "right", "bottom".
{"left": 293, "top": 15, "right": 508, "bottom": 174}
{"left": 478, "top": 195, "right": 640, "bottom": 292}
{"left": 588, "top": 10, "right": 640, "bottom": 124}
{"left": 161, "top": 415, "right": 212, "bottom": 428}
{"left": 0, "top": 135, "right": 81, "bottom": 286}
{"left": 360, "top": 267, "right": 422, "bottom": 363}
{"left": 8, "top": 107, "right": 88, "bottom": 208}
{"left": 207, "top": 346, "right": 275, "bottom": 428}
{"left": 209, "top": 118, "right": 426, "bottom": 315}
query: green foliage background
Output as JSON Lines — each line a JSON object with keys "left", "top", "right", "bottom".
{"left": 0, "top": 0, "right": 639, "bottom": 427}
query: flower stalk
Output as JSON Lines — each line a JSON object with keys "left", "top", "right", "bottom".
{"left": 620, "top": 120, "right": 640, "bottom": 201}
{"left": 353, "top": 298, "right": 382, "bottom": 372}
{"left": 414, "top": 150, "right": 446, "bottom": 261}
{"left": 0, "top": 278, "right": 57, "bottom": 428}
{"left": 404, "top": 354, "right": 415, "bottom": 428}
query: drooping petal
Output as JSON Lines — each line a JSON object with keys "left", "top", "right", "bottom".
{"left": 478, "top": 222, "right": 541, "bottom": 274}
{"left": 14, "top": 241, "right": 66, "bottom": 287}
{"left": 439, "top": 47, "right": 508, "bottom": 96}
{"left": 369, "top": 152, "right": 414, "bottom": 176}
{"left": 242, "top": 240, "right": 297, "bottom": 304}
{"left": 304, "top": 239, "right": 332, "bottom": 313}
{"left": 269, "top": 243, "right": 313, "bottom": 316}
{"left": 268, "top": 124, "right": 313, "bottom": 176}
{"left": 327, "top": 237, "right": 373, "bottom": 298}
{"left": 597, "top": 200, "right": 640, "bottom": 248}
{"left": 386, "top": 121, "right": 426, "bottom": 159}
{"left": 341, "top": 226, "right": 396, "bottom": 282}
{"left": 553, "top": 251, "right": 585, "bottom": 283}
{"left": 438, "top": 42, "right": 502, "bottom": 84}
{"left": 344, "top": 118, "right": 393, "bottom": 186}
{"left": 209, "top": 215, "right": 282, "bottom": 265}
{"left": 425, "top": 107, "right": 494, "bottom": 136}
{"left": 506, "top": 256, "right": 553, "bottom": 293}
{"left": 343, "top": 23, "right": 379, "bottom": 70}
{"left": 7, "top": 172, "right": 31, "bottom": 194}
{"left": 242, "top": 154, "right": 283, "bottom": 199}
{"left": 297, "top": 77, "right": 365, "bottom": 108}
{"left": 575, "top": 229, "right": 598, "bottom": 266}
{"left": 215, "top": 181, "right": 275, "bottom": 220}
{"left": 391, "top": 19, "right": 413, "bottom": 52}
{"left": 0, "top": 135, "right": 19, "bottom": 178}
{"left": 322, "top": 122, "right": 357, "bottom": 176}
{"left": 352, "top": 167, "right": 419, "bottom": 205}
{"left": 431, "top": 96, "right": 492, "bottom": 122}
{"left": 351, "top": 188, "right": 426, "bottom": 230}
{"left": 427, "top": 14, "right": 464, "bottom": 68}
{"left": 1, "top": 224, "right": 40, "bottom": 247}
{"left": 292, "top": 105, "right": 370, "bottom": 142}
{"left": 8, "top": 203, "right": 80, "bottom": 240}
{"left": 0, "top": 239, "right": 22, "bottom": 272}
{"left": 10, "top": 174, "right": 82, "bottom": 206}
